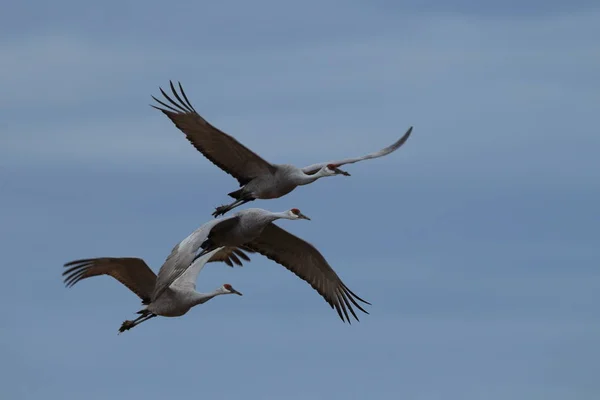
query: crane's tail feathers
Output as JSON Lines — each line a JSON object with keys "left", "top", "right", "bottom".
{"left": 227, "top": 188, "right": 245, "bottom": 199}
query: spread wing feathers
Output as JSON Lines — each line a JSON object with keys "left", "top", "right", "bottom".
{"left": 245, "top": 223, "right": 371, "bottom": 323}
{"left": 302, "top": 126, "right": 413, "bottom": 175}
{"left": 208, "top": 247, "right": 256, "bottom": 267}
{"left": 151, "top": 81, "right": 277, "bottom": 186}
{"left": 63, "top": 258, "right": 157, "bottom": 305}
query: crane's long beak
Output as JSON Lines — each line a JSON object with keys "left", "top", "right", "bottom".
{"left": 335, "top": 168, "right": 350, "bottom": 176}
{"left": 231, "top": 288, "right": 243, "bottom": 296}
{"left": 298, "top": 213, "right": 311, "bottom": 220}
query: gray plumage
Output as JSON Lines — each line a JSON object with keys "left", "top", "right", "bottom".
{"left": 153, "top": 207, "right": 371, "bottom": 324}
{"left": 63, "top": 247, "right": 243, "bottom": 333}
{"left": 151, "top": 81, "right": 413, "bottom": 217}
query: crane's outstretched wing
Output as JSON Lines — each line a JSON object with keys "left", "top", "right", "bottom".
{"left": 301, "top": 126, "right": 413, "bottom": 175}
{"left": 151, "top": 216, "right": 250, "bottom": 301}
{"left": 173, "top": 247, "right": 226, "bottom": 291}
{"left": 63, "top": 257, "right": 156, "bottom": 305}
{"left": 151, "top": 81, "right": 277, "bottom": 186}
{"left": 245, "top": 223, "right": 371, "bottom": 323}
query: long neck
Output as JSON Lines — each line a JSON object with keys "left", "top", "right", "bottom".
{"left": 190, "top": 289, "right": 225, "bottom": 307}
{"left": 255, "top": 210, "right": 293, "bottom": 225}
{"left": 293, "top": 168, "right": 328, "bottom": 186}
{"left": 238, "top": 210, "right": 291, "bottom": 240}
{"left": 266, "top": 211, "right": 301, "bottom": 223}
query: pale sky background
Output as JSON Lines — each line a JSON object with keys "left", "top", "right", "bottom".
{"left": 1, "top": 1, "right": 599, "bottom": 399}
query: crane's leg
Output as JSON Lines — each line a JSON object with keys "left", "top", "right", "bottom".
{"left": 212, "top": 198, "right": 253, "bottom": 217}
{"left": 118, "top": 312, "right": 157, "bottom": 334}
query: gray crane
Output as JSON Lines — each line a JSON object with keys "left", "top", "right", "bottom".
{"left": 152, "top": 207, "right": 370, "bottom": 324}
{"left": 63, "top": 247, "right": 243, "bottom": 333}
{"left": 151, "top": 81, "right": 413, "bottom": 217}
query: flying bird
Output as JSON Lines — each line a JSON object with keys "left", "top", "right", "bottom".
{"left": 63, "top": 247, "right": 243, "bottom": 333}
{"left": 152, "top": 207, "right": 370, "bottom": 324}
{"left": 151, "top": 81, "right": 413, "bottom": 217}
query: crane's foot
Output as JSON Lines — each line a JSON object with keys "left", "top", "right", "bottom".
{"left": 212, "top": 205, "right": 231, "bottom": 217}
{"left": 212, "top": 198, "right": 253, "bottom": 217}
{"left": 118, "top": 320, "right": 135, "bottom": 334}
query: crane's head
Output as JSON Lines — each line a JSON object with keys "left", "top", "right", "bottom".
{"left": 289, "top": 208, "right": 311, "bottom": 220}
{"left": 222, "top": 283, "right": 243, "bottom": 296}
{"left": 325, "top": 163, "right": 351, "bottom": 176}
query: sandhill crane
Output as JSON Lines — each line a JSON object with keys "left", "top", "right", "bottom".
{"left": 153, "top": 207, "right": 371, "bottom": 324}
{"left": 63, "top": 247, "right": 243, "bottom": 333}
{"left": 151, "top": 81, "right": 413, "bottom": 217}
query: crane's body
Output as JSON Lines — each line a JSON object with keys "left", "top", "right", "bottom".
{"left": 233, "top": 164, "right": 333, "bottom": 199}
{"left": 145, "top": 287, "right": 219, "bottom": 318}
{"left": 63, "top": 247, "right": 242, "bottom": 333}
{"left": 144, "top": 247, "right": 242, "bottom": 318}
{"left": 215, "top": 164, "right": 339, "bottom": 216}
{"left": 194, "top": 207, "right": 311, "bottom": 260}
{"left": 150, "top": 207, "right": 371, "bottom": 324}
{"left": 151, "top": 208, "right": 310, "bottom": 301}
{"left": 151, "top": 81, "right": 413, "bottom": 216}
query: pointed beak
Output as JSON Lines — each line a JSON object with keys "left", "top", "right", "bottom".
{"left": 231, "top": 288, "right": 243, "bottom": 296}
{"left": 298, "top": 213, "right": 311, "bottom": 221}
{"left": 335, "top": 168, "right": 351, "bottom": 176}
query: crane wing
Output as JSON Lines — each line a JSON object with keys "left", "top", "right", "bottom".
{"left": 151, "top": 216, "right": 251, "bottom": 301}
{"left": 301, "top": 126, "right": 413, "bottom": 175}
{"left": 151, "top": 81, "right": 277, "bottom": 186}
{"left": 62, "top": 257, "right": 156, "bottom": 304}
{"left": 172, "top": 247, "right": 227, "bottom": 291}
{"left": 245, "top": 223, "right": 371, "bottom": 323}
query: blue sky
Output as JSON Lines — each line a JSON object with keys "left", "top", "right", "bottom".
{"left": 1, "top": 1, "right": 599, "bottom": 399}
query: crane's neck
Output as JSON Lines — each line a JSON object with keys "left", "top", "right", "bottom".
{"left": 294, "top": 168, "right": 329, "bottom": 186}
{"left": 189, "top": 289, "right": 225, "bottom": 307}
{"left": 252, "top": 211, "right": 289, "bottom": 226}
